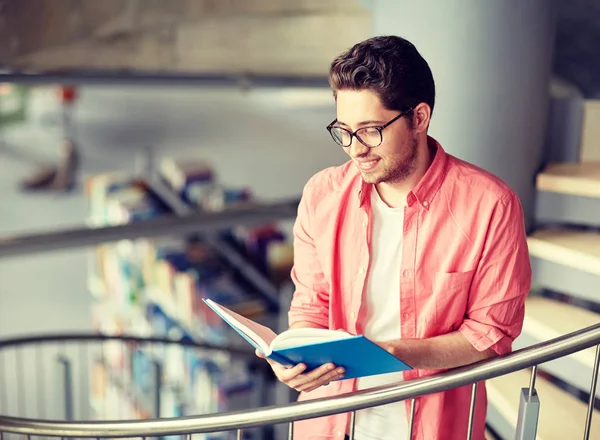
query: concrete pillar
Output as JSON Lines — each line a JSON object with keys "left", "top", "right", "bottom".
{"left": 370, "top": 0, "right": 558, "bottom": 230}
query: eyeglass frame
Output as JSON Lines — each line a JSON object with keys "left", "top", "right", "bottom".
{"left": 326, "top": 107, "right": 414, "bottom": 148}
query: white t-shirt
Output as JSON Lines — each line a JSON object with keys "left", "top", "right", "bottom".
{"left": 354, "top": 188, "right": 408, "bottom": 440}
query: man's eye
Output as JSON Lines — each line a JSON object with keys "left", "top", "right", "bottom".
{"left": 361, "top": 127, "right": 380, "bottom": 136}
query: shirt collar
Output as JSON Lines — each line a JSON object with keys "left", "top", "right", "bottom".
{"left": 411, "top": 136, "right": 448, "bottom": 209}
{"left": 358, "top": 181, "right": 371, "bottom": 207}
{"left": 358, "top": 135, "right": 449, "bottom": 209}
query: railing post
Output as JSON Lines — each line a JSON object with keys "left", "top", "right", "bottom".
{"left": 583, "top": 344, "right": 600, "bottom": 440}
{"left": 514, "top": 366, "right": 540, "bottom": 440}
{"left": 16, "top": 348, "right": 24, "bottom": 418}
{"left": 466, "top": 382, "right": 478, "bottom": 440}
{"left": 0, "top": 352, "right": 6, "bottom": 415}
{"left": 348, "top": 411, "right": 356, "bottom": 440}
{"left": 57, "top": 355, "right": 74, "bottom": 421}
{"left": 152, "top": 360, "right": 162, "bottom": 419}
{"left": 36, "top": 345, "right": 45, "bottom": 419}
{"left": 407, "top": 398, "right": 416, "bottom": 439}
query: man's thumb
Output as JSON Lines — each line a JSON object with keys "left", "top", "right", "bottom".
{"left": 255, "top": 348, "right": 266, "bottom": 358}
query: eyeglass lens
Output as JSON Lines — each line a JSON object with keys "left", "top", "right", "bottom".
{"left": 329, "top": 126, "right": 382, "bottom": 148}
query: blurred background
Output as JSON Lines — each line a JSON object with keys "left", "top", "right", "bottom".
{"left": 0, "top": 1, "right": 599, "bottom": 439}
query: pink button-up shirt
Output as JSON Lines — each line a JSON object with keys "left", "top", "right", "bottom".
{"left": 288, "top": 138, "right": 531, "bottom": 440}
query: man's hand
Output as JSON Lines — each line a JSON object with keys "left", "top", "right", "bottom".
{"left": 256, "top": 349, "right": 345, "bottom": 393}
{"left": 373, "top": 332, "right": 497, "bottom": 370}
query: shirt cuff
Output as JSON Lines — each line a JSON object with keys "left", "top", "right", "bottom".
{"left": 458, "top": 320, "right": 513, "bottom": 355}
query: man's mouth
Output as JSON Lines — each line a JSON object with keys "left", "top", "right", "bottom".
{"left": 355, "top": 158, "right": 380, "bottom": 171}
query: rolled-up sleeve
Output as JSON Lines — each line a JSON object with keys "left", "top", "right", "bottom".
{"left": 458, "top": 191, "right": 532, "bottom": 355}
{"left": 288, "top": 181, "right": 330, "bottom": 329}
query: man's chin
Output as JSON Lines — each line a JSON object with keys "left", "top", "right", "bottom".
{"left": 360, "top": 171, "right": 382, "bottom": 184}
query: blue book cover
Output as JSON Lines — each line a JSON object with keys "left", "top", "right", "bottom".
{"left": 202, "top": 298, "right": 412, "bottom": 380}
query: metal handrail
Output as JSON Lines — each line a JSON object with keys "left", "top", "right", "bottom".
{"left": 1, "top": 323, "right": 599, "bottom": 437}
{"left": 0, "top": 333, "right": 256, "bottom": 359}
{"left": 0, "top": 198, "right": 300, "bottom": 259}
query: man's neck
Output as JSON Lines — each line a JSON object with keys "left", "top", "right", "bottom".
{"left": 376, "top": 137, "right": 433, "bottom": 208}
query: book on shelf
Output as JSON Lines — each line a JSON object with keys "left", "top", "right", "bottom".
{"left": 87, "top": 159, "right": 296, "bottom": 426}
{"left": 203, "top": 298, "right": 413, "bottom": 380}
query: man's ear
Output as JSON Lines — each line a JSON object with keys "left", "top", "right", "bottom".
{"left": 412, "top": 102, "right": 431, "bottom": 134}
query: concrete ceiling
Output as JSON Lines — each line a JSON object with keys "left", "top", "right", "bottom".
{"left": 0, "top": 0, "right": 372, "bottom": 77}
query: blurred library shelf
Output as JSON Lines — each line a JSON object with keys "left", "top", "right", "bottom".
{"left": 85, "top": 156, "right": 296, "bottom": 433}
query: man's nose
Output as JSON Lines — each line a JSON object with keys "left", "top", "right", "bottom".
{"left": 348, "top": 137, "right": 370, "bottom": 157}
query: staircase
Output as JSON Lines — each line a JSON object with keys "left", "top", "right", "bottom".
{"left": 485, "top": 94, "right": 600, "bottom": 439}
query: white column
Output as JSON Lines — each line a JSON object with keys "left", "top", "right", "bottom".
{"left": 370, "top": 0, "right": 558, "bottom": 228}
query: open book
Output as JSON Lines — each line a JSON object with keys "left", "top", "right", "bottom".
{"left": 203, "top": 298, "right": 412, "bottom": 380}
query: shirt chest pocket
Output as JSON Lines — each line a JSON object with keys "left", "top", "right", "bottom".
{"left": 429, "top": 270, "right": 475, "bottom": 329}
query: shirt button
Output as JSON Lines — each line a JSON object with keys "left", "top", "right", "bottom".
{"left": 337, "top": 431, "right": 343, "bottom": 437}
{"left": 359, "top": 268, "right": 365, "bottom": 275}
{"left": 404, "top": 313, "right": 409, "bottom": 319}
{"left": 403, "top": 270, "right": 409, "bottom": 277}
{"left": 350, "top": 312, "right": 356, "bottom": 320}
{"left": 423, "top": 200, "right": 429, "bottom": 207}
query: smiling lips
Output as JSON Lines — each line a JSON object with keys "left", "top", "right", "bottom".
{"left": 355, "top": 158, "right": 380, "bottom": 171}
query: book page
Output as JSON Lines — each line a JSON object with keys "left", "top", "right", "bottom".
{"left": 272, "top": 328, "right": 352, "bottom": 350}
{"left": 205, "top": 299, "right": 278, "bottom": 353}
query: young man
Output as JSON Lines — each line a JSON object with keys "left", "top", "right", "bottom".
{"left": 258, "top": 35, "right": 531, "bottom": 440}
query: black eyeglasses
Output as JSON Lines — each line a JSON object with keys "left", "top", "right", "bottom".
{"left": 326, "top": 108, "right": 413, "bottom": 148}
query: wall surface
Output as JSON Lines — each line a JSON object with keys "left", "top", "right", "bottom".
{"left": 370, "top": 0, "right": 557, "bottom": 229}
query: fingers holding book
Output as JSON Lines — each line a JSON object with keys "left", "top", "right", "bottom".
{"left": 293, "top": 363, "right": 345, "bottom": 393}
{"left": 256, "top": 348, "right": 345, "bottom": 393}
{"left": 284, "top": 363, "right": 345, "bottom": 393}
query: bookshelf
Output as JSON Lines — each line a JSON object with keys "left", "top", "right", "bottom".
{"left": 85, "top": 157, "right": 294, "bottom": 437}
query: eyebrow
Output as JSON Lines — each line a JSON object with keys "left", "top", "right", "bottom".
{"left": 335, "top": 119, "right": 386, "bottom": 128}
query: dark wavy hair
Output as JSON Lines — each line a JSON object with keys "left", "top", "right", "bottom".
{"left": 329, "top": 35, "right": 435, "bottom": 117}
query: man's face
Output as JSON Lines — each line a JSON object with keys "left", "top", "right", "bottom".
{"left": 335, "top": 89, "right": 418, "bottom": 185}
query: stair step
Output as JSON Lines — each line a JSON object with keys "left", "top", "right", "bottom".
{"left": 522, "top": 295, "right": 599, "bottom": 367}
{"left": 530, "top": 256, "right": 600, "bottom": 303}
{"left": 536, "top": 163, "right": 600, "bottom": 198}
{"left": 487, "top": 368, "right": 600, "bottom": 440}
{"left": 527, "top": 228, "right": 600, "bottom": 276}
{"left": 535, "top": 192, "right": 600, "bottom": 232}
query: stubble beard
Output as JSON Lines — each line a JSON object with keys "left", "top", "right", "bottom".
{"left": 361, "top": 135, "right": 419, "bottom": 185}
